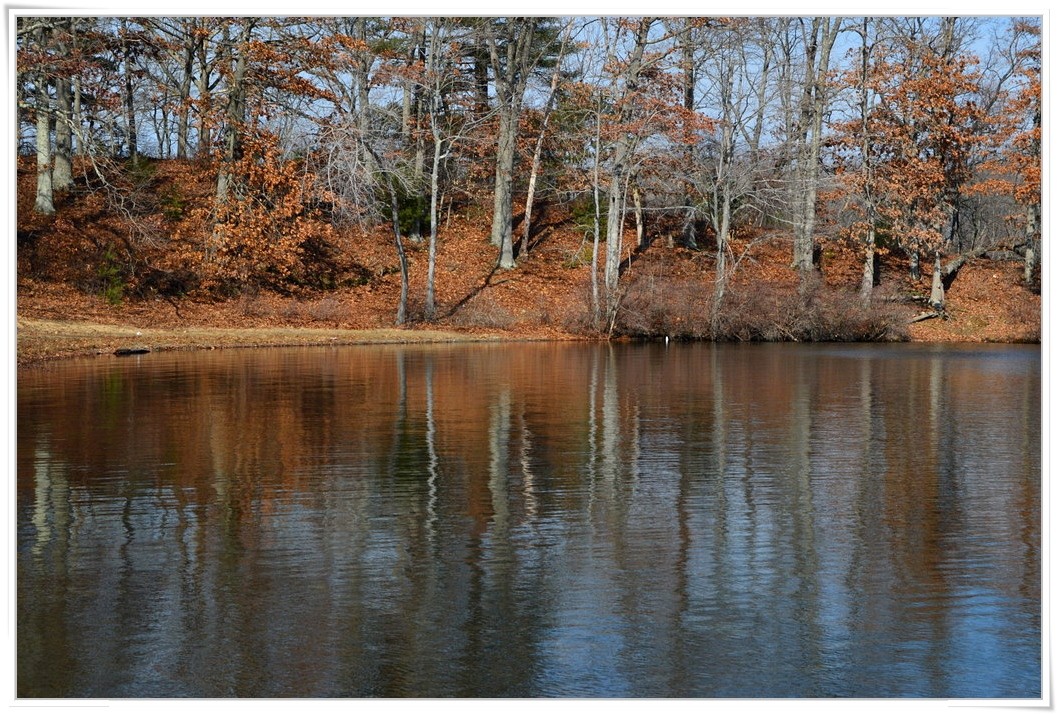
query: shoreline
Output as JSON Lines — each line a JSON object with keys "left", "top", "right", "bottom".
{"left": 15, "top": 317, "right": 547, "bottom": 367}
{"left": 15, "top": 315, "right": 1038, "bottom": 367}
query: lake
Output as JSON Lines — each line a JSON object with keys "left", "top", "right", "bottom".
{"left": 16, "top": 342, "right": 1041, "bottom": 698}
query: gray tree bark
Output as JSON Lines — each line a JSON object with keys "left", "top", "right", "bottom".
{"left": 121, "top": 20, "right": 139, "bottom": 164}
{"left": 603, "top": 18, "right": 652, "bottom": 327}
{"left": 791, "top": 18, "right": 840, "bottom": 275}
{"left": 216, "top": 21, "right": 254, "bottom": 202}
{"left": 34, "top": 92, "right": 54, "bottom": 215}
{"left": 521, "top": 20, "right": 572, "bottom": 257}
{"left": 53, "top": 76, "right": 72, "bottom": 191}
{"left": 52, "top": 20, "right": 73, "bottom": 191}
{"left": 486, "top": 18, "right": 538, "bottom": 270}
{"left": 32, "top": 23, "right": 54, "bottom": 215}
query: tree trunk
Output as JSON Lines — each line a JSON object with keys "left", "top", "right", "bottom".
{"left": 53, "top": 75, "right": 73, "bottom": 191}
{"left": 34, "top": 93, "right": 55, "bottom": 215}
{"left": 406, "top": 21, "right": 427, "bottom": 244}
{"left": 491, "top": 109, "right": 517, "bottom": 268}
{"left": 474, "top": 35, "right": 490, "bottom": 118}
{"left": 426, "top": 127, "right": 442, "bottom": 320}
{"left": 384, "top": 178, "right": 410, "bottom": 325}
{"left": 604, "top": 164, "right": 626, "bottom": 324}
{"left": 121, "top": 20, "right": 139, "bottom": 163}
{"left": 603, "top": 18, "right": 652, "bottom": 325}
{"left": 176, "top": 27, "right": 195, "bottom": 159}
{"left": 860, "top": 225, "right": 877, "bottom": 304}
{"left": 70, "top": 19, "right": 84, "bottom": 158}
{"left": 485, "top": 18, "right": 539, "bottom": 270}
{"left": 1025, "top": 202, "right": 1040, "bottom": 288}
{"left": 48, "top": 19, "right": 73, "bottom": 190}
{"left": 929, "top": 252, "right": 945, "bottom": 309}
{"left": 1025, "top": 245, "right": 1038, "bottom": 288}
{"left": 632, "top": 184, "right": 645, "bottom": 249}
{"left": 855, "top": 18, "right": 877, "bottom": 306}
{"left": 710, "top": 192, "right": 731, "bottom": 338}
{"left": 680, "top": 19, "right": 698, "bottom": 250}
{"left": 590, "top": 103, "right": 602, "bottom": 327}
{"left": 521, "top": 24, "right": 569, "bottom": 256}
{"left": 521, "top": 147, "right": 542, "bottom": 256}
{"left": 792, "top": 18, "right": 840, "bottom": 275}
{"left": 195, "top": 31, "right": 212, "bottom": 158}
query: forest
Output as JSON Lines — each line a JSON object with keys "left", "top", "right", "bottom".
{"left": 15, "top": 16, "right": 1042, "bottom": 344}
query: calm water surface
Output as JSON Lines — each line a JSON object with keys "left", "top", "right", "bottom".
{"left": 17, "top": 343, "right": 1041, "bottom": 698}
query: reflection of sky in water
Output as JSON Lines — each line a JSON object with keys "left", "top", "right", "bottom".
{"left": 940, "top": 587, "right": 1031, "bottom": 697}
{"left": 537, "top": 572, "right": 632, "bottom": 696}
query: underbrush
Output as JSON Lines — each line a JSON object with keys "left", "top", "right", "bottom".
{"left": 447, "top": 294, "right": 517, "bottom": 329}
{"left": 616, "top": 272, "right": 908, "bottom": 342}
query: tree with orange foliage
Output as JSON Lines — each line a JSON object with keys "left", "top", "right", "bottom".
{"left": 837, "top": 18, "right": 985, "bottom": 310}
{"left": 207, "top": 129, "right": 336, "bottom": 289}
{"left": 970, "top": 19, "right": 1041, "bottom": 289}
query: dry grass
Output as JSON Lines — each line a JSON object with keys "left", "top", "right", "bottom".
{"left": 16, "top": 317, "right": 509, "bottom": 366}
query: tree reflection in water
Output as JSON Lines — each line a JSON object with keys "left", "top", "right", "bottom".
{"left": 16, "top": 343, "right": 1041, "bottom": 698}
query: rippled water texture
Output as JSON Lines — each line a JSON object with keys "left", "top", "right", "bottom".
{"left": 17, "top": 343, "right": 1041, "bottom": 698}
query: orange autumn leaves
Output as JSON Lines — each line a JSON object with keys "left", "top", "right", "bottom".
{"left": 204, "top": 131, "right": 337, "bottom": 289}
{"left": 835, "top": 21, "right": 1040, "bottom": 262}
{"left": 835, "top": 39, "right": 984, "bottom": 256}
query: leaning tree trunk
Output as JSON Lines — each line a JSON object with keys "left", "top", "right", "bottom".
{"left": 521, "top": 21, "right": 573, "bottom": 257}
{"left": 521, "top": 31, "right": 567, "bottom": 257}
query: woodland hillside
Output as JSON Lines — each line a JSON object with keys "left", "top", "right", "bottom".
{"left": 15, "top": 17, "right": 1042, "bottom": 345}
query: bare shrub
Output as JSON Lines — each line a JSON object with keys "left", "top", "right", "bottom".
{"left": 616, "top": 269, "right": 907, "bottom": 342}
{"left": 1008, "top": 298, "right": 1041, "bottom": 342}
{"left": 237, "top": 293, "right": 273, "bottom": 319}
{"left": 718, "top": 279, "right": 908, "bottom": 342}
{"left": 617, "top": 277, "right": 713, "bottom": 339}
{"left": 449, "top": 295, "right": 516, "bottom": 329}
{"left": 306, "top": 296, "right": 342, "bottom": 323}
{"left": 280, "top": 300, "right": 306, "bottom": 321}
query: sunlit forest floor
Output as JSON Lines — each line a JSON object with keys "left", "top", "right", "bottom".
{"left": 16, "top": 160, "right": 1040, "bottom": 365}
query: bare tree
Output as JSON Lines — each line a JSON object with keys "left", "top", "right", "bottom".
{"left": 695, "top": 20, "right": 767, "bottom": 330}
{"left": 520, "top": 18, "right": 575, "bottom": 258}
{"left": 601, "top": 17, "right": 654, "bottom": 330}
{"left": 790, "top": 17, "right": 842, "bottom": 278}
{"left": 421, "top": 19, "right": 489, "bottom": 319}
{"left": 21, "top": 19, "right": 57, "bottom": 214}
{"left": 483, "top": 18, "right": 548, "bottom": 269}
